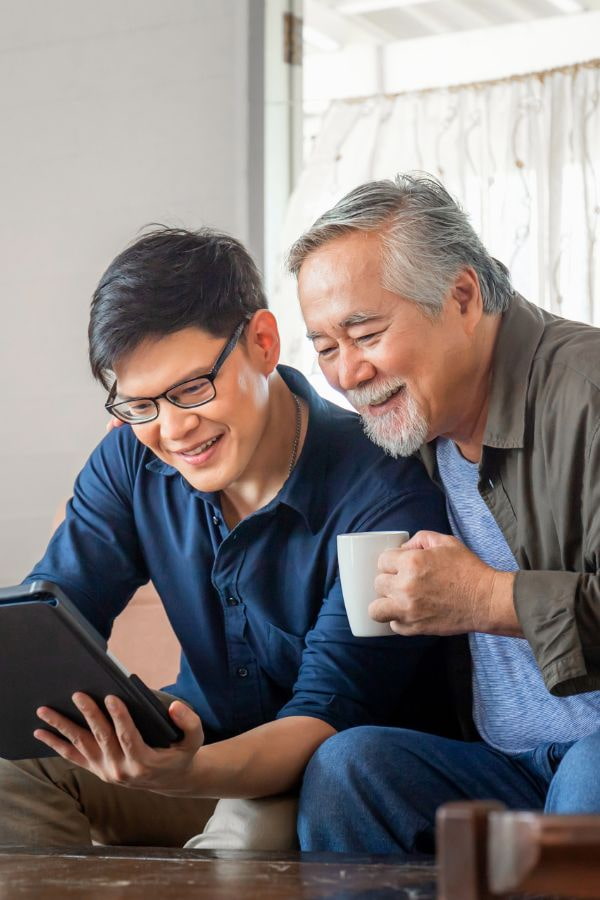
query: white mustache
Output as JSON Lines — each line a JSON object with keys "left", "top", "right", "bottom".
{"left": 347, "top": 378, "right": 429, "bottom": 458}
{"left": 347, "top": 377, "right": 405, "bottom": 408}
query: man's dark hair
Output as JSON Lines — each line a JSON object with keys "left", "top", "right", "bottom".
{"left": 89, "top": 226, "right": 267, "bottom": 389}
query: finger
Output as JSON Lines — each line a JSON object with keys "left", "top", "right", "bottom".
{"left": 378, "top": 543, "right": 442, "bottom": 573}
{"left": 377, "top": 547, "right": 404, "bottom": 573}
{"left": 105, "top": 418, "right": 123, "bottom": 432}
{"left": 33, "top": 728, "right": 89, "bottom": 767}
{"left": 376, "top": 547, "right": 423, "bottom": 576}
{"left": 378, "top": 534, "right": 458, "bottom": 571}
{"left": 72, "top": 693, "right": 122, "bottom": 757}
{"left": 389, "top": 619, "right": 419, "bottom": 636}
{"left": 402, "top": 530, "right": 456, "bottom": 551}
{"left": 368, "top": 596, "right": 407, "bottom": 624}
{"left": 104, "top": 695, "right": 149, "bottom": 759}
{"left": 374, "top": 572, "right": 399, "bottom": 597}
{"left": 35, "top": 706, "right": 98, "bottom": 761}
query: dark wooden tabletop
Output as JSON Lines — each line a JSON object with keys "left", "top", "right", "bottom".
{"left": 0, "top": 846, "right": 582, "bottom": 898}
{"left": 0, "top": 847, "right": 437, "bottom": 899}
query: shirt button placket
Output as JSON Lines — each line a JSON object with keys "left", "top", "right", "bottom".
{"left": 222, "top": 592, "right": 254, "bottom": 712}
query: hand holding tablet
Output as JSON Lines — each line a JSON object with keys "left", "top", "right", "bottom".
{"left": 0, "top": 581, "right": 185, "bottom": 760}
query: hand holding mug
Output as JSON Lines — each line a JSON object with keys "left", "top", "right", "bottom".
{"left": 370, "top": 530, "right": 519, "bottom": 636}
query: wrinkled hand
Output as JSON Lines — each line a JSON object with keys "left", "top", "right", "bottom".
{"left": 34, "top": 693, "right": 204, "bottom": 796}
{"left": 370, "top": 530, "right": 518, "bottom": 637}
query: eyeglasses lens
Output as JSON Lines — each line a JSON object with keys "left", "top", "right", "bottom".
{"left": 110, "top": 377, "right": 216, "bottom": 423}
{"left": 166, "top": 377, "right": 215, "bottom": 408}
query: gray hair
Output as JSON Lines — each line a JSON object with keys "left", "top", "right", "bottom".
{"left": 287, "top": 173, "right": 513, "bottom": 316}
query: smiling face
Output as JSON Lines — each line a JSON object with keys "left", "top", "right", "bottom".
{"left": 112, "top": 315, "right": 278, "bottom": 493}
{"left": 297, "top": 231, "right": 482, "bottom": 456}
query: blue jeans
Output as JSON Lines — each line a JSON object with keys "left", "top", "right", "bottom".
{"left": 297, "top": 726, "right": 600, "bottom": 854}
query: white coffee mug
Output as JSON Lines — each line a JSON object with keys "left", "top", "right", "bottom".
{"left": 337, "top": 530, "right": 409, "bottom": 637}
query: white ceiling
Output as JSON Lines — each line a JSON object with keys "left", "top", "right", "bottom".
{"left": 304, "top": 0, "right": 600, "bottom": 49}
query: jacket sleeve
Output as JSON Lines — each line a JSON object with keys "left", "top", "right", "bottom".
{"left": 514, "top": 419, "right": 600, "bottom": 696}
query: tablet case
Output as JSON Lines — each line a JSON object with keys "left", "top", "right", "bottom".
{"left": 0, "top": 580, "right": 183, "bottom": 759}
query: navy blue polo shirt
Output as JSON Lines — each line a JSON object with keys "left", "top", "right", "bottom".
{"left": 27, "top": 366, "right": 449, "bottom": 744}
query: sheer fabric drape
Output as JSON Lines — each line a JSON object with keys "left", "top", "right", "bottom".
{"left": 272, "top": 61, "right": 600, "bottom": 371}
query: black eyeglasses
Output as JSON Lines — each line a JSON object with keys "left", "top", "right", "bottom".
{"left": 105, "top": 321, "right": 247, "bottom": 424}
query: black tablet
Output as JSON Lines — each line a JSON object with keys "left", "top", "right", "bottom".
{"left": 0, "top": 580, "right": 183, "bottom": 760}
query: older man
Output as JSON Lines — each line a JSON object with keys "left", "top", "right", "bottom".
{"left": 288, "top": 173, "right": 600, "bottom": 854}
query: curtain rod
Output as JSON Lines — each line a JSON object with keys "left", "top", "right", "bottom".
{"left": 333, "top": 56, "right": 600, "bottom": 105}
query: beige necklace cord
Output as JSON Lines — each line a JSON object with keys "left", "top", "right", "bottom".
{"left": 288, "top": 393, "right": 302, "bottom": 476}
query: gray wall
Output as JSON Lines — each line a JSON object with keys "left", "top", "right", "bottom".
{"left": 0, "top": 0, "right": 262, "bottom": 583}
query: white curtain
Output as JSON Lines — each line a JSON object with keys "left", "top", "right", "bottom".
{"left": 272, "top": 60, "right": 600, "bottom": 373}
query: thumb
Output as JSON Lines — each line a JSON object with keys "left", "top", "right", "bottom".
{"left": 168, "top": 701, "right": 204, "bottom": 748}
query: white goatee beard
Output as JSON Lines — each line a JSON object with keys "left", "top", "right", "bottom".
{"left": 347, "top": 377, "right": 429, "bottom": 458}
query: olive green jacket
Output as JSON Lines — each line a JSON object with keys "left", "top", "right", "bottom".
{"left": 419, "top": 293, "right": 600, "bottom": 698}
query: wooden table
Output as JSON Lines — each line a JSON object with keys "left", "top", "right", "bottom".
{"left": 2, "top": 845, "right": 585, "bottom": 898}
{"left": 0, "top": 847, "right": 437, "bottom": 899}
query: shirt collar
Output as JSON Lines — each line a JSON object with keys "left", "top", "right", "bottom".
{"left": 146, "top": 457, "right": 177, "bottom": 476}
{"left": 483, "top": 293, "right": 546, "bottom": 450}
{"left": 145, "top": 365, "right": 332, "bottom": 533}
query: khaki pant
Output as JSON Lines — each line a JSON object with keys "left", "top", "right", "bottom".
{"left": 0, "top": 755, "right": 298, "bottom": 850}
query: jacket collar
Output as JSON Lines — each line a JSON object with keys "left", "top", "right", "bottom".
{"left": 482, "top": 293, "right": 545, "bottom": 450}
{"left": 420, "top": 293, "right": 546, "bottom": 478}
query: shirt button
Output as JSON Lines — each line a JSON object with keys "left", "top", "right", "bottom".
{"left": 212, "top": 515, "right": 220, "bottom": 525}
{"left": 226, "top": 596, "right": 239, "bottom": 607}
{"left": 237, "top": 667, "right": 249, "bottom": 678}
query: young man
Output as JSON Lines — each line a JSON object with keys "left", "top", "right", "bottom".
{"left": 0, "top": 226, "right": 451, "bottom": 850}
{"left": 288, "top": 173, "right": 600, "bottom": 853}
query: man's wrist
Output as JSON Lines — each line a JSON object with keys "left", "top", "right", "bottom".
{"left": 145, "top": 748, "right": 207, "bottom": 798}
{"left": 483, "top": 569, "right": 521, "bottom": 636}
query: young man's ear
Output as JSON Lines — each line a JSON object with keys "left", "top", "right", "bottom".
{"left": 245, "top": 310, "right": 281, "bottom": 373}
